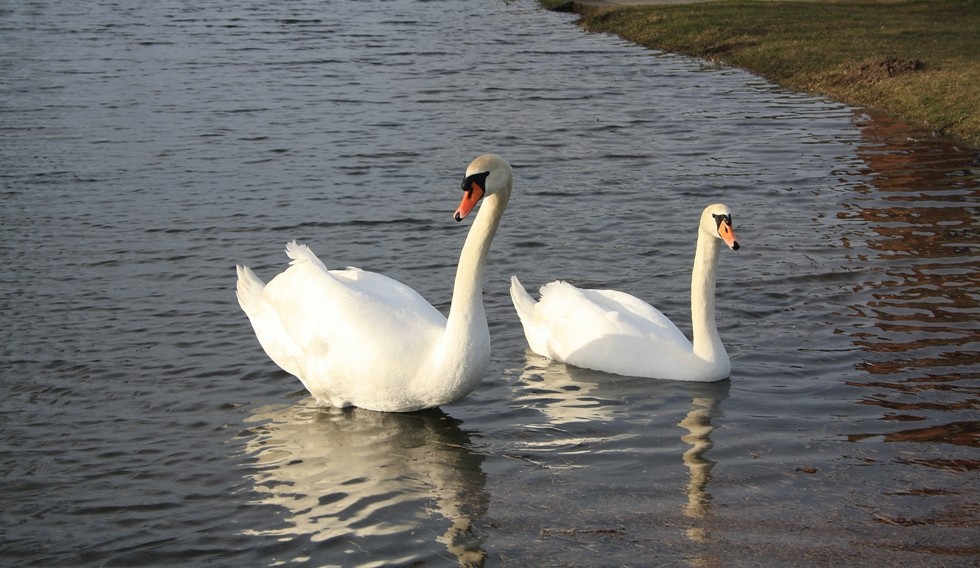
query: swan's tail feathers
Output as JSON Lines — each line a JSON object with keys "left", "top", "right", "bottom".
{"left": 236, "top": 264, "right": 267, "bottom": 312}
{"left": 285, "top": 240, "right": 328, "bottom": 272}
{"left": 509, "top": 275, "right": 537, "bottom": 320}
{"left": 511, "top": 275, "right": 558, "bottom": 358}
{"left": 235, "top": 264, "right": 305, "bottom": 380}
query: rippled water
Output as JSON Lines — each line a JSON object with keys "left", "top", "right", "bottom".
{"left": 1, "top": 0, "right": 977, "bottom": 566}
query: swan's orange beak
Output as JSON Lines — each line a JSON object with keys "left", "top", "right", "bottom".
{"left": 454, "top": 182, "right": 485, "bottom": 222}
{"left": 719, "top": 219, "right": 740, "bottom": 250}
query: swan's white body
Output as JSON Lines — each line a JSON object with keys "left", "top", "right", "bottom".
{"left": 510, "top": 204, "right": 739, "bottom": 382}
{"left": 236, "top": 154, "right": 513, "bottom": 412}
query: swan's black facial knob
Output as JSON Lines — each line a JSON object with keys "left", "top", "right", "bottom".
{"left": 461, "top": 170, "right": 490, "bottom": 194}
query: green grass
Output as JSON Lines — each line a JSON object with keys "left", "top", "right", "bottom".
{"left": 542, "top": 0, "right": 980, "bottom": 146}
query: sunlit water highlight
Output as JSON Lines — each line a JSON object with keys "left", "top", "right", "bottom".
{"left": 1, "top": 0, "right": 976, "bottom": 566}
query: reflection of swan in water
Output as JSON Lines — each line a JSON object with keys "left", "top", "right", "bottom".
{"left": 514, "top": 353, "right": 728, "bottom": 549}
{"left": 679, "top": 391, "right": 725, "bottom": 504}
{"left": 679, "top": 392, "right": 725, "bottom": 519}
{"left": 513, "top": 352, "right": 620, "bottom": 425}
{"left": 240, "top": 399, "right": 488, "bottom": 566}
{"left": 676, "top": 383, "right": 728, "bottom": 552}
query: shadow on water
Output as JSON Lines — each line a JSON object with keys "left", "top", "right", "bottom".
{"left": 239, "top": 400, "right": 488, "bottom": 567}
{"left": 838, "top": 115, "right": 980, "bottom": 466}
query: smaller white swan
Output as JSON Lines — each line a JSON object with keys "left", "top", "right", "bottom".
{"left": 510, "top": 203, "right": 740, "bottom": 382}
{"left": 236, "top": 154, "right": 513, "bottom": 412}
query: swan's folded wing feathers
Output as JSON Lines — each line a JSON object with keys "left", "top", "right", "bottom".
{"left": 587, "top": 288, "right": 683, "bottom": 337}
{"left": 263, "top": 260, "right": 347, "bottom": 356}
{"left": 259, "top": 263, "right": 446, "bottom": 398}
{"left": 536, "top": 281, "right": 689, "bottom": 358}
{"left": 340, "top": 270, "right": 445, "bottom": 323}
{"left": 535, "top": 281, "right": 634, "bottom": 356}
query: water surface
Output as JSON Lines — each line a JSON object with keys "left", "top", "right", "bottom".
{"left": 1, "top": 0, "right": 977, "bottom": 566}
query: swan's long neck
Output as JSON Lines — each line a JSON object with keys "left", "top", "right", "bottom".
{"left": 436, "top": 183, "right": 511, "bottom": 377}
{"left": 690, "top": 230, "right": 727, "bottom": 364}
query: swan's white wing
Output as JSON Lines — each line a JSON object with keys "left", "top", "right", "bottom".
{"left": 240, "top": 243, "right": 446, "bottom": 404}
{"left": 519, "top": 280, "right": 693, "bottom": 377}
{"left": 580, "top": 287, "right": 686, "bottom": 339}
{"left": 537, "top": 281, "right": 687, "bottom": 342}
{"left": 270, "top": 267, "right": 444, "bottom": 373}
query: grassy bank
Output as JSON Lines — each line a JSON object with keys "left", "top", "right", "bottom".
{"left": 541, "top": 0, "right": 980, "bottom": 147}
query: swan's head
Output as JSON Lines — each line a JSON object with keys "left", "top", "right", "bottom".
{"left": 701, "top": 204, "right": 740, "bottom": 250}
{"left": 454, "top": 154, "right": 513, "bottom": 222}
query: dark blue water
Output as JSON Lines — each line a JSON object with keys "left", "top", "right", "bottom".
{"left": 1, "top": 0, "right": 977, "bottom": 565}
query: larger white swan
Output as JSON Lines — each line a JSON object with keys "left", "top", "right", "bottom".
{"left": 510, "top": 203, "right": 740, "bottom": 382}
{"left": 236, "top": 154, "right": 513, "bottom": 412}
